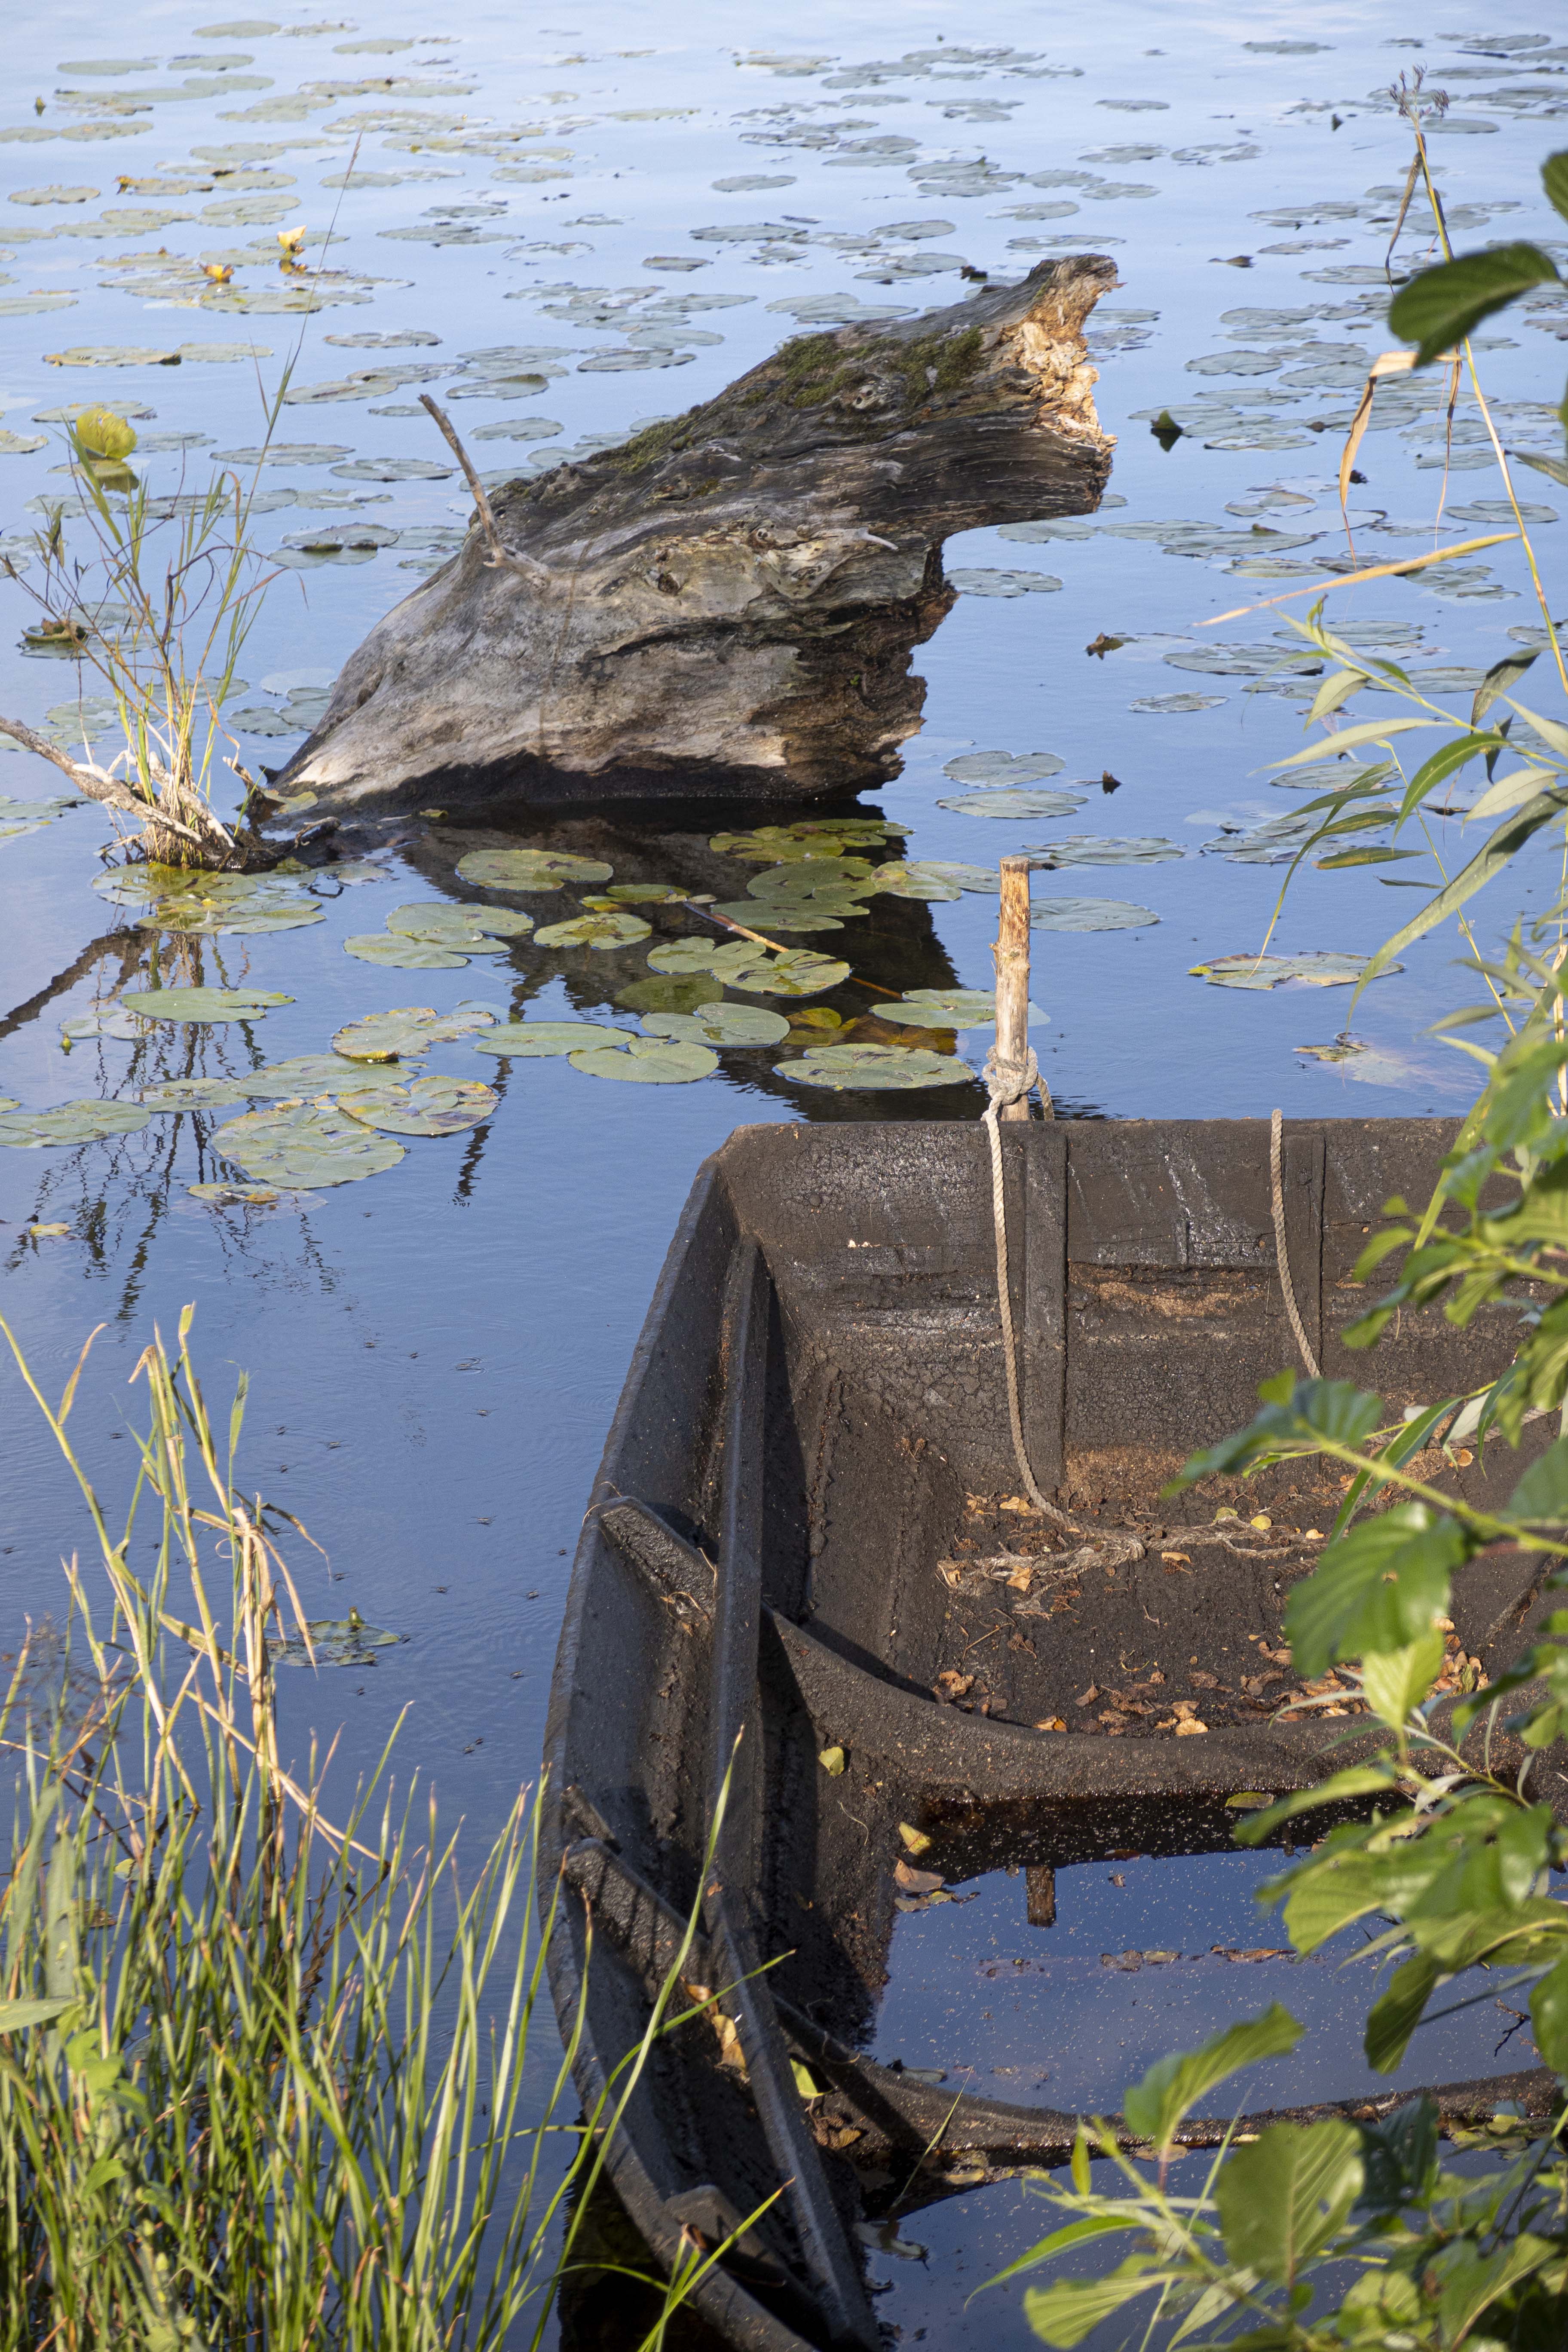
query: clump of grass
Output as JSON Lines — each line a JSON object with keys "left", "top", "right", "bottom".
{"left": 0, "top": 1308, "right": 726, "bottom": 2350}
{"left": 0, "top": 405, "right": 282, "bottom": 870}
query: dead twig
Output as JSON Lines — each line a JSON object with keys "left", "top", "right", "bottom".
{"left": 419, "top": 396, "right": 548, "bottom": 585}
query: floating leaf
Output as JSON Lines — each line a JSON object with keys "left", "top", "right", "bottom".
{"left": 647, "top": 938, "right": 849, "bottom": 995}
{"left": 709, "top": 819, "right": 904, "bottom": 860}
{"left": 1191, "top": 950, "right": 1403, "bottom": 991}
{"left": 1033, "top": 836, "right": 1184, "bottom": 866}
{"left": 188, "top": 1181, "right": 279, "bottom": 1206}
{"left": 456, "top": 847, "right": 612, "bottom": 891}
{"left": 747, "top": 857, "right": 877, "bottom": 897}
{"left": 614, "top": 973, "right": 724, "bottom": 1014}
{"left": 947, "top": 567, "right": 1062, "bottom": 596}
{"left": 268, "top": 1611, "right": 407, "bottom": 1667}
{"left": 340, "top": 1075, "right": 496, "bottom": 1136}
{"left": 140, "top": 1073, "right": 253, "bottom": 1111}
{"left": 778, "top": 1044, "right": 971, "bottom": 1090}
{"left": 97, "top": 864, "right": 325, "bottom": 935}
{"left": 941, "top": 751, "right": 1065, "bottom": 784}
{"left": 885, "top": 989, "right": 1004, "bottom": 1027}
{"left": 535, "top": 910, "right": 651, "bottom": 949}
{"left": 0, "top": 1099, "right": 150, "bottom": 1148}
{"left": 386, "top": 903, "right": 535, "bottom": 945}
{"left": 60, "top": 1007, "right": 144, "bottom": 1044}
{"left": 568, "top": 1038, "right": 719, "bottom": 1084}
{"left": 1031, "top": 897, "right": 1159, "bottom": 931}
{"left": 469, "top": 1020, "right": 634, "bottom": 1057}
{"left": 641, "top": 1004, "right": 790, "bottom": 1047}
{"left": 1131, "top": 692, "right": 1228, "bottom": 713}
{"left": 599, "top": 882, "right": 690, "bottom": 905}
{"left": 343, "top": 933, "right": 472, "bottom": 968}
{"left": 935, "top": 790, "right": 1085, "bottom": 820}
{"left": 331, "top": 1004, "right": 496, "bottom": 1061}
{"left": 242, "top": 1054, "right": 411, "bottom": 1098}
{"left": 122, "top": 986, "right": 291, "bottom": 1022}
{"left": 216, "top": 1099, "right": 406, "bottom": 1187}
{"left": 864, "top": 861, "right": 964, "bottom": 902}
{"left": 711, "top": 900, "right": 855, "bottom": 932}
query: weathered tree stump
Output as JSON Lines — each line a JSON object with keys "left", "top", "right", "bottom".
{"left": 273, "top": 256, "right": 1116, "bottom": 815}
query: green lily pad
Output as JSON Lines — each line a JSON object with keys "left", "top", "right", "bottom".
{"left": 885, "top": 989, "right": 1004, "bottom": 1027}
{"left": 140, "top": 1073, "right": 253, "bottom": 1110}
{"left": 1031, "top": 898, "right": 1159, "bottom": 931}
{"left": 122, "top": 986, "right": 292, "bottom": 1022}
{"left": 137, "top": 899, "right": 326, "bottom": 937}
{"left": 599, "top": 882, "right": 690, "bottom": 905}
{"left": 747, "top": 858, "right": 878, "bottom": 896}
{"left": 1191, "top": 950, "right": 1403, "bottom": 991}
{"left": 61, "top": 1006, "right": 144, "bottom": 1044}
{"left": 340, "top": 1075, "right": 496, "bottom": 1136}
{"left": 615, "top": 973, "right": 724, "bottom": 1014}
{"left": 267, "top": 1610, "right": 407, "bottom": 1667}
{"left": 1034, "top": 837, "right": 1183, "bottom": 867}
{"left": 188, "top": 1180, "right": 279, "bottom": 1206}
{"left": 535, "top": 910, "right": 651, "bottom": 949}
{"left": 936, "top": 790, "right": 1086, "bottom": 820}
{"left": 385, "top": 900, "right": 535, "bottom": 944}
{"left": 0, "top": 1099, "right": 151, "bottom": 1148}
{"left": 776, "top": 1044, "right": 971, "bottom": 1091}
{"left": 648, "top": 938, "right": 851, "bottom": 996}
{"left": 910, "top": 861, "right": 1002, "bottom": 893}
{"left": 866, "top": 861, "right": 965, "bottom": 902}
{"left": 709, "top": 820, "right": 905, "bottom": 860}
{"left": 97, "top": 864, "right": 327, "bottom": 935}
{"left": 241, "top": 1054, "right": 412, "bottom": 1098}
{"left": 941, "top": 751, "right": 1065, "bottom": 784}
{"left": 641, "top": 1004, "right": 790, "bottom": 1047}
{"left": 330, "top": 1004, "right": 496, "bottom": 1061}
{"left": 568, "top": 1038, "right": 719, "bottom": 1084}
{"left": 456, "top": 847, "right": 612, "bottom": 891}
{"left": 215, "top": 1099, "right": 406, "bottom": 1187}
{"left": 711, "top": 901, "right": 854, "bottom": 932}
{"left": 344, "top": 933, "right": 472, "bottom": 968}
{"left": 469, "top": 1021, "right": 634, "bottom": 1057}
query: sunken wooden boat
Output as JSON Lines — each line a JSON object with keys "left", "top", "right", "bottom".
{"left": 542, "top": 1119, "right": 1560, "bottom": 2352}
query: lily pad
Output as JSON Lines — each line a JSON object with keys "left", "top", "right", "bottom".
{"left": 60, "top": 1006, "right": 144, "bottom": 1044}
{"left": 456, "top": 847, "right": 612, "bottom": 890}
{"left": 909, "top": 860, "right": 1002, "bottom": 892}
{"left": 615, "top": 974, "right": 724, "bottom": 1014}
{"left": 711, "top": 900, "right": 858, "bottom": 933}
{"left": 646, "top": 938, "right": 850, "bottom": 996}
{"left": 122, "top": 986, "right": 291, "bottom": 1021}
{"left": 330, "top": 455, "right": 454, "bottom": 481}
{"left": 641, "top": 1004, "right": 790, "bottom": 1047}
{"left": 936, "top": 790, "right": 1086, "bottom": 820}
{"left": 97, "top": 865, "right": 326, "bottom": 935}
{"left": 777, "top": 1044, "right": 971, "bottom": 1090}
{"left": 215, "top": 1099, "right": 406, "bottom": 1187}
{"left": 568, "top": 1038, "right": 719, "bottom": 1084}
{"left": 331, "top": 1004, "right": 496, "bottom": 1061}
{"left": 1191, "top": 950, "right": 1403, "bottom": 991}
{"left": 942, "top": 751, "right": 1065, "bottom": 784}
{"left": 1030, "top": 897, "right": 1159, "bottom": 931}
{"left": 747, "top": 857, "right": 878, "bottom": 896}
{"left": 384, "top": 901, "right": 535, "bottom": 946}
{"left": 884, "top": 989, "right": 1004, "bottom": 1027}
{"left": 1130, "top": 692, "right": 1228, "bottom": 713}
{"left": 0, "top": 1099, "right": 150, "bottom": 1148}
{"left": 947, "top": 567, "right": 1062, "bottom": 595}
{"left": 470, "top": 1021, "right": 634, "bottom": 1057}
{"left": 340, "top": 1075, "right": 496, "bottom": 1136}
{"left": 866, "top": 861, "right": 964, "bottom": 902}
{"left": 599, "top": 882, "right": 690, "bottom": 905}
{"left": 141, "top": 1073, "right": 254, "bottom": 1110}
{"left": 535, "top": 910, "right": 651, "bottom": 949}
{"left": 243, "top": 1054, "right": 411, "bottom": 1098}
{"left": 188, "top": 1181, "right": 279, "bottom": 1206}
{"left": 709, "top": 820, "right": 904, "bottom": 860}
{"left": 268, "top": 1611, "right": 406, "bottom": 1667}
{"left": 1032, "top": 836, "right": 1183, "bottom": 866}
{"left": 343, "top": 933, "right": 472, "bottom": 968}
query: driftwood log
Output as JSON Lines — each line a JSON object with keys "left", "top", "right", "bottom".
{"left": 273, "top": 256, "right": 1116, "bottom": 815}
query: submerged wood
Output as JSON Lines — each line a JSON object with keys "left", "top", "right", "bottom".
{"left": 272, "top": 257, "right": 1116, "bottom": 814}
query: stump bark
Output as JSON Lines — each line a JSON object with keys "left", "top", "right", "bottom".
{"left": 272, "top": 256, "right": 1116, "bottom": 815}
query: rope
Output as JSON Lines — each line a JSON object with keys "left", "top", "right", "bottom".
{"left": 1270, "top": 1107, "right": 1321, "bottom": 1380}
{"left": 983, "top": 1044, "right": 1053, "bottom": 1512}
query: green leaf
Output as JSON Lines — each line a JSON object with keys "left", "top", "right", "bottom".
{"left": 1358, "top": 2096, "right": 1439, "bottom": 2214}
{"left": 1544, "top": 150, "right": 1568, "bottom": 229}
{"left": 1360, "top": 1631, "right": 1446, "bottom": 1730}
{"left": 1022, "top": 2260, "right": 1167, "bottom": 2349}
{"left": 1167, "top": 1375, "right": 1383, "bottom": 1490}
{"left": 1121, "top": 2005, "right": 1301, "bottom": 2157}
{"left": 1508, "top": 1434, "right": 1568, "bottom": 1526}
{"left": 1530, "top": 1951, "right": 1568, "bottom": 2075}
{"left": 1357, "top": 786, "right": 1568, "bottom": 997}
{"left": 1364, "top": 1952, "right": 1440, "bottom": 2074}
{"left": 1271, "top": 717, "right": 1433, "bottom": 770}
{"left": 1232, "top": 1766, "right": 1403, "bottom": 1849}
{"left": 1286, "top": 1506, "right": 1472, "bottom": 1677}
{"left": 986, "top": 2214, "right": 1144, "bottom": 2291}
{"left": 1388, "top": 244, "right": 1562, "bottom": 366}
{"left": 1213, "top": 2121, "right": 1363, "bottom": 2283}
{"left": 1437, "top": 2235, "right": 1557, "bottom": 2345}
{"left": 1316, "top": 848, "right": 1423, "bottom": 870}
{"left": 1473, "top": 648, "right": 1540, "bottom": 728}
{"left": 0, "top": 1995, "right": 75, "bottom": 2031}
{"left": 1517, "top": 451, "right": 1568, "bottom": 492}
{"left": 1510, "top": 698, "right": 1568, "bottom": 759}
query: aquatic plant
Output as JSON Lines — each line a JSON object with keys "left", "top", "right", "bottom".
{"left": 0, "top": 1308, "right": 728, "bottom": 2350}
{"left": 0, "top": 395, "right": 296, "bottom": 870}
{"left": 991, "top": 113, "right": 1568, "bottom": 2352}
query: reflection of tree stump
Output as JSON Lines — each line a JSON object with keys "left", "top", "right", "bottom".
{"left": 276, "top": 258, "right": 1116, "bottom": 815}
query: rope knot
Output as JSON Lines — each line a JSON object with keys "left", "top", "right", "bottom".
{"left": 983, "top": 1042, "right": 1040, "bottom": 1118}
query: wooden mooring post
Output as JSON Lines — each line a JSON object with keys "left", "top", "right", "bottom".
{"left": 993, "top": 854, "right": 1054, "bottom": 1121}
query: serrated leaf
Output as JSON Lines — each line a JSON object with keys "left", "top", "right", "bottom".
{"left": 1213, "top": 2120, "right": 1362, "bottom": 2281}
{"left": 1286, "top": 1506, "right": 1471, "bottom": 1677}
{"left": 1122, "top": 2005, "right": 1301, "bottom": 2157}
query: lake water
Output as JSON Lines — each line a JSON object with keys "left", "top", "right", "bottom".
{"left": 0, "top": 1, "right": 1563, "bottom": 2341}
